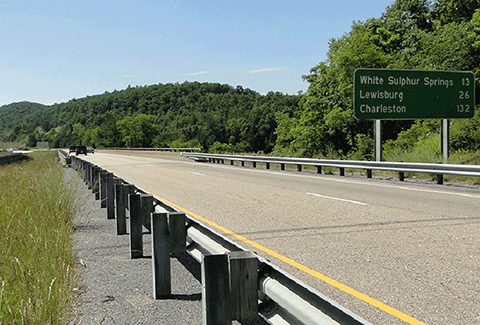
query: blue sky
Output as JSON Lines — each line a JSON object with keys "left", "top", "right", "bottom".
{"left": 0, "top": 0, "right": 395, "bottom": 106}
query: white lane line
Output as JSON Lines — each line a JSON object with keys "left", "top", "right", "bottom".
{"left": 188, "top": 171, "right": 205, "bottom": 176}
{"left": 203, "top": 163, "right": 480, "bottom": 199}
{"left": 306, "top": 192, "right": 368, "bottom": 205}
{"left": 177, "top": 159, "right": 480, "bottom": 199}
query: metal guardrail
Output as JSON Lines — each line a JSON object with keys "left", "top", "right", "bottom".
{"left": 0, "top": 152, "right": 31, "bottom": 165}
{"left": 181, "top": 152, "right": 480, "bottom": 184}
{"left": 57, "top": 149, "right": 71, "bottom": 166}
{"left": 101, "top": 147, "right": 202, "bottom": 152}
{"left": 69, "top": 155, "right": 373, "bottom": 325}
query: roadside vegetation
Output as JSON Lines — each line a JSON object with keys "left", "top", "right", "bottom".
{"left": 0, "top": 151, "right": 77, "bottom": 324}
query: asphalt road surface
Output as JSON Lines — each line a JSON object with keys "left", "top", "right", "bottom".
{"left": 80, "top": 150, "right": 480, "bottom": 325}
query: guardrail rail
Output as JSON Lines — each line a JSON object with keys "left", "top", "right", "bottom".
{"left": 102, "top": 147, "right": 202, "bottom": 152}
{"left": 58, "top": 149, "right": 71, "bottom": 166}
{"left": 0, "top": 152, "right": 31, "bottom": 166}
{"left": 69, "top": 155, "right": 374, "bottom": 325}
{"left": 181, "top": 152, "right": 480, "bottom": 185}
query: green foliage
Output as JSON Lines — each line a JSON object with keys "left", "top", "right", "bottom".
{"left": 348, "top": 134, "right": 374, "bottom": 161}
{"left": 117, "top": 114, "right": 158, "bottom": 148}
{"left": 0, "top": 102, "right": 48, "bottom": 142}
{"left": 0, "top": 83, "right": 300, "bottom": 154}
{"left": 433, "top": 0, "right": 480, "bottom": 24}
{"left": 450, "top": 107, "right": 480, "bottom": 151}
{"left": 384, "top": 131, "right": 443, "bottom": 163}
{"left": 384, "top": 120, "right": 440, "bottom": 152}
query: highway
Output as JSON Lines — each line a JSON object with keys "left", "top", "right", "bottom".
{"left": 81, "top": 150, "right": 480, "bottom": 325}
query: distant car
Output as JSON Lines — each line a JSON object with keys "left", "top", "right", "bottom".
{"left": 75, "top": 145, "right": 87, "bottom": 155}
{"left": 86, "top": 147, "right": 95, "bottom": 154}
{"left": 69, "top": 146, "right": 77, "bottom": 153}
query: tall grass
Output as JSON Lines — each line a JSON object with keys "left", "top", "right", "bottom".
{"left": 0, "top": 151, "right": 77, "bottom": 324}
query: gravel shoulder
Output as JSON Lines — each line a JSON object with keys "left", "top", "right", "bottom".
{"left": 65, "top": 166, "right": 268, "bottom": 325}
{"left": 66, "top": 167, "right": 203, "bottom": 325}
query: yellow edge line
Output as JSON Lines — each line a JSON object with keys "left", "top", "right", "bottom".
{"left": 151, "top": 193, "right": 428, "bottom": 325}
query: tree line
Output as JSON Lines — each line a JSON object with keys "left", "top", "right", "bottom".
{"left": 1, "top": 0, "right": 480, "bottom": 160}
{"left": 0, "top": 83, "right": 300, "bottom": 153}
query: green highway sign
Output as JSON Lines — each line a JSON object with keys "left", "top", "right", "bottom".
{"left": 354, "top": 69, "right": 475, "bottom": 120}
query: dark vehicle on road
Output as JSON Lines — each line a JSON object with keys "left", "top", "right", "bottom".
{"left": 75, "top": 145, "right": 87, "bottom": 155}
{"left": 69, "top": 145, "right": 77, "bottom": 153}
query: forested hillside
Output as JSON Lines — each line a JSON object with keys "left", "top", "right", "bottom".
{"left": 1, "top": 0, "right": 480, "bottom": 161}
{"left": 0, "top": 83, "right": 300, "bottom": 152}
{"left": 0, "top": 102, "right": 47, "bottom": 143}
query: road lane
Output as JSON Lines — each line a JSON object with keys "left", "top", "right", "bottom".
{"left": 81, "top": 151, "right": 480, "bottom": 325}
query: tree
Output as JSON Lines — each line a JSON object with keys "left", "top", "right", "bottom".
{"left": 117, "top": 114, "right": 159, "bottom": 148}
{"left": 433, "top": 0, "right": 480, "bottom": 24}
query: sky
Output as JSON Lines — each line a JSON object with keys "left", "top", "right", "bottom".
{"left": 0, "top": 0, "right": 395, "bottom": 107}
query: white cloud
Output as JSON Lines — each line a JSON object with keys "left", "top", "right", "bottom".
{"left": 183, "top": 71, "right": 209, "bottom": 76}
{"left": 248, "top": 68, "right": 281, "bottom": 73}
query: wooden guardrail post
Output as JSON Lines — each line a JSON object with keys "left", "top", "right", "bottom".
{"left": 202, "top": 254, "right": 232, "bottom": 325}
{"left": 229, "top": 251, "right": 258, "bottom": 320}
{"left": 90, "top": 164, "right": 96, "bottom": 190}
{"left": 399, "top": 171, "right": 405, "bottom": 181}
{"left": 91, "top": 164, "right": 97, "bottom": 191}
{"left": 115, "top": 183, "right": 127, "bottom": 235}
{"left": 106, "top": 172, "right": 115, "bottom": 219}
{"left": 316, "top": 165, "right": 322, "bottom": 174}
{"left": 85, "top": 162, "right": 91, "bottom": 187}
{"left": 94, "top": 167, "right": 102, "bottom": 201}
{"left": 297, "top": 164, "right": 302, "bottom": 172}
{"left": 84, "top": 161, "right": 89, "bottom": 186}
{"left": 100, "top": 171, "right": 107, "bottom": 208}
{"left": 141, "top": 194, "right": 153, "bottom": 232}
{"left": 79, "top": 159, "right": 84, "bottom": 179}
{"left": 123, "top": 184, "right": 135, "bottom": 210}
{"left": 151, "top": 212, "right": 171, "bottom": 299}
{"left": 129, "top": 193, "right": 143, "bottom": 258}
{"left": 437, "top": 174, "right": 443, "bottom": 185}
{"left": 168, "top": 212, "right": 186, "bottom": 253}
{"left": 72, "top": 156, "right": 77, "bottom": 170}
{"left": 367, "top": 169, "right": 372, "bottom": 178}
{"left": 339, "top": 167, "right": 345, "bottom": 176}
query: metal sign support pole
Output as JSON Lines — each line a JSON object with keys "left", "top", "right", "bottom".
{"left": 441, "top": 119, "right": 450, "bottom": 162}
{"left": 374, "top": 120, "right": 382, "bottom": 162}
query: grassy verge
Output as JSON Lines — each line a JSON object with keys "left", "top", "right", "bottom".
{"left": 0, "top": 151, "right": 77, "bottom": 324}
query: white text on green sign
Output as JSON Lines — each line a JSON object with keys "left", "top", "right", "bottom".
{"left": 353, "top": 69, "right": 475, "bottom": 120}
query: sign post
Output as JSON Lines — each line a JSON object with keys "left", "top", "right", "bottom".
{"left": 354, "top": 69, "right": 475, "bottom": 161}
{"left": 374, "top": 120, "right": 381, "bottom": 162}
{"left": 441, "top": 119, "right": 449, "bottom": 162}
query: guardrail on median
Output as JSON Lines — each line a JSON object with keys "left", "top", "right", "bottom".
{"left": 58, "top": 149, "right": 71, "bottom": 166}
{"left": 0, "top": 152, "right": 31, "bottom": 166}
{"left": 181, "top": 152, "right": 480, "bottom": 185}
{"left": 69, "top": 155, "right": 373, "bottom": 325}
{"left": 101, "top": 147, "right": 202, "bottom": 152}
